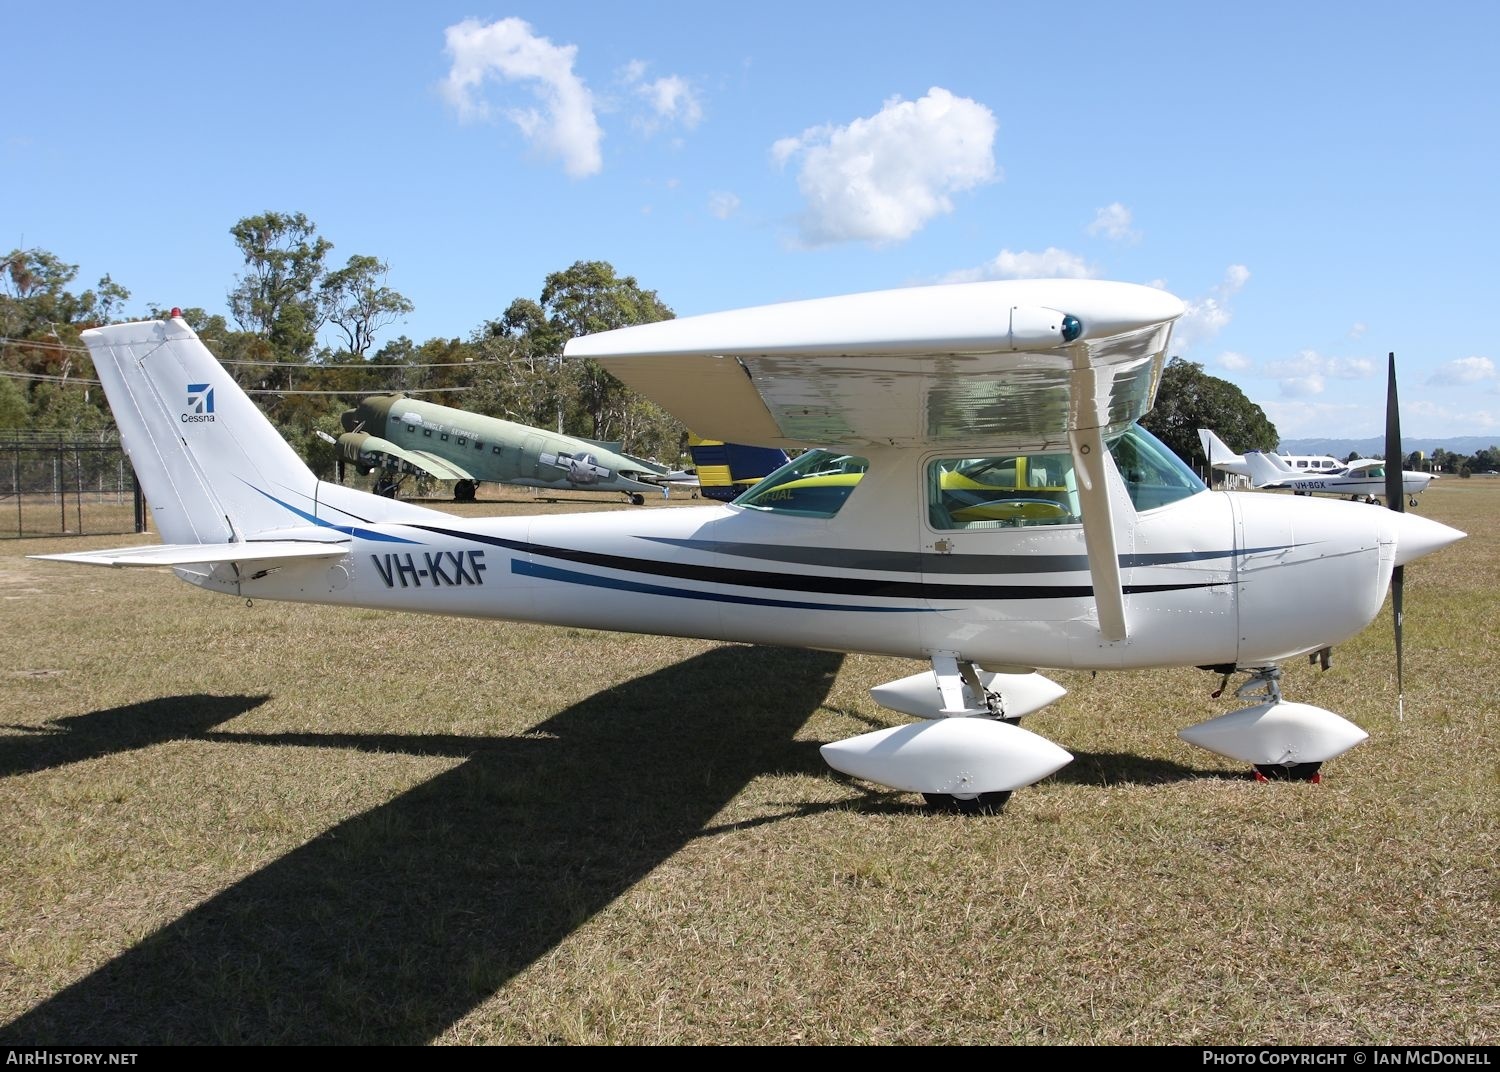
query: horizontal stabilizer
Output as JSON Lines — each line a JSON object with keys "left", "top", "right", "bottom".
{"left": 30, "top": 540, "right": 350, "bottom": 569}
{"left": 345, "top": 433, "right": 475, "bottom": 482}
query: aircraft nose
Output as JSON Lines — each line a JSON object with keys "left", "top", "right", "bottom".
{"left": 1391, "top": 511, "right": 1465, "bottom": 566}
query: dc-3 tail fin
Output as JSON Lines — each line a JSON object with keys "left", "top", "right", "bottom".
{"left": 79, "top": 314, "right": 443, "bottom": 546}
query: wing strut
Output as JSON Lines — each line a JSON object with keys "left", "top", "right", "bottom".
{"left": 1070, "top": 426, "right": 1127, "bottom": 641}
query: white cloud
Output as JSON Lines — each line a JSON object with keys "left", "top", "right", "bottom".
{"left": 621, "top": 62, "right": 704, "bottom": 133}
{"left": 942, "top": 247, "right": 1096, "bottom": 283}
{"left": 1428, "top": 355, "right": 1496, "bottom": 386}
{"left": 1173, "top": 264, "right": 1251, "bottom": 350}
{"left": 1404, "top": 399, "right": 1500, "bottom": 429}
{"left": 1086, "top": 202, "right": 1139, "bottom": 242}
{"left": 708, "top": 191, "right": 741, "bottom": 220}
{"left": 1349, "top": 322, "right": 1367, "bottom": 340}
{"left": 1279, "top": 374, "right": 1325, "bottom": 398}
{"left": 1218, "top": 351, "right": 1252, "bottom": 371}
{"left": 1262, "top": 349, "right": 1376, "bottom": 397}
{"left": 441, "top": 17, "right": 603, "bottom": 178}
{"left": 774, "top": 87, "right": 998, "bottom": 246}
{"left": 1260, "top": 398, "right": 1371, "bottom": 439}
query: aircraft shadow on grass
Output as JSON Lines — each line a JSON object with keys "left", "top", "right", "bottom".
{"left": 0, "top": 694, "right": 269, "bottom": 778}
{"left": 0, "top": 645, "right": 843, "bottom": 1046}
{"left": 1, "top": 648, "right": 1237, "bottom": 1045}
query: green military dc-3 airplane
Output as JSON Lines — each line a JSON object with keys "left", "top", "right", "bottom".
{"left": 322, "top": 394, "right": 693, "bottom": 504}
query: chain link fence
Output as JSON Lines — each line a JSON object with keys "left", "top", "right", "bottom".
{"left": 1, "top": 431, "right": 146, "bottom": 539}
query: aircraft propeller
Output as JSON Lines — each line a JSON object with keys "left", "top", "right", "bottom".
{"left": 1385, "top": 352, "right": 1406, "bottom": 720}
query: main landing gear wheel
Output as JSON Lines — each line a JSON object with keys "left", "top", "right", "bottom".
{"left": 922, "top": 790, "right": 1012, "bottom": 815}
{"left": 1253, "top": 762, "right": 1323, "bottom": 783}
{"left": 629, "top": 493, "right": 646, "bottom": 505}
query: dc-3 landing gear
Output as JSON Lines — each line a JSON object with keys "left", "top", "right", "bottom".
{"left": 1179, "top": 665, "right": 1369, "bottom": 782}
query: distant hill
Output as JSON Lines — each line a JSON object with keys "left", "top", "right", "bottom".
{"left": 1278, "top": 436, "right": 1500, "bottom": 459}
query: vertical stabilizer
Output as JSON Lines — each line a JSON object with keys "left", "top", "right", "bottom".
{"left": 82, "top": 315, "right": 321, "bottom": 543}
{"left": 687, "top": 436, "right": 790, "bottom": 502}
{"left": 1199, "top": 428, "right": 1250, "bottom": 478}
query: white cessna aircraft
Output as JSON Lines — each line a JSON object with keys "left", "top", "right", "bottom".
{"left": 1198, "top": 428, "right": 1346, "bottom": 481}
{"left": 34, "top": 279, "right": 1464, "bottom": 813}
{"left": 1241, "top": 448, "right": 1433, "bottom": 506}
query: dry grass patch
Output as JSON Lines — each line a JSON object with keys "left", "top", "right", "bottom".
{"left": 0, "top": 484, "right": 1494, "bottom": 1044}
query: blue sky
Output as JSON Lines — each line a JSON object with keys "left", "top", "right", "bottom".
{"left": 4, "top": 1, "right": 1496, "bottom": 441}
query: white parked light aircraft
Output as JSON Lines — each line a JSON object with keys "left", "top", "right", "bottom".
{"left": 1198, "top": 428, "right": 1346, "bottom": 481}
{"left": 1241, "top": 449, "right": 1433, "bottom": 507}
{"left": 33, "top": 280, "right": 1464, "bottom": 813}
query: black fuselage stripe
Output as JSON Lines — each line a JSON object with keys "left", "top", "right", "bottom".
{"left": 409, "top": 524, "right": 1227, "bottom": 601}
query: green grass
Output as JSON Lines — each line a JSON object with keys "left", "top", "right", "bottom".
{"left": 0, "top": 483, "right": 1495, "bottom": 1045}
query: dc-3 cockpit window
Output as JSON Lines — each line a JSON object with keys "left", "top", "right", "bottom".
{"left": 735, "top": 450, "right": 869, "bottom": 518}
{"left": 926, "top": 425, "right": 1204, "bottom": 530}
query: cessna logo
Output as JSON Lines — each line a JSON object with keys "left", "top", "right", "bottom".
{"left": 183, "top": 383, "right": 216, "bottom": 423}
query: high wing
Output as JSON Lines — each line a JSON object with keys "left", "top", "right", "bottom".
{"left": 565, "top": 278, "right": 1185, "bottom": 641}
{"left": 564, "top": 279, "right": 1184, "bottom": 450}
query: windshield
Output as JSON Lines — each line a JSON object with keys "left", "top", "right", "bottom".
{"left": 1107, "top": 424, "right": 1205, "bottom": 510}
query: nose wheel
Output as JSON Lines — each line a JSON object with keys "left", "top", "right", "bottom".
{"left": 922, "top": 791, "right": 1012, "bottom": 815}
{"left": 1254, "top": 762, "right": 1323, "bottom": 783}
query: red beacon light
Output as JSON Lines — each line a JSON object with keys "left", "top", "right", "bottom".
{"left": 170, "top": 307, "right": 182, "bottom": 319}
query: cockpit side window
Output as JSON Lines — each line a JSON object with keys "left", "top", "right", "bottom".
{"left": 925, "top": 425, "right": 1205, "bottom": 529}
{"left": 926, "top": 452, "right": 1081, "bottom": 530}
{"left": 735, "top": 450, "right": 868, "bottom": 518}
